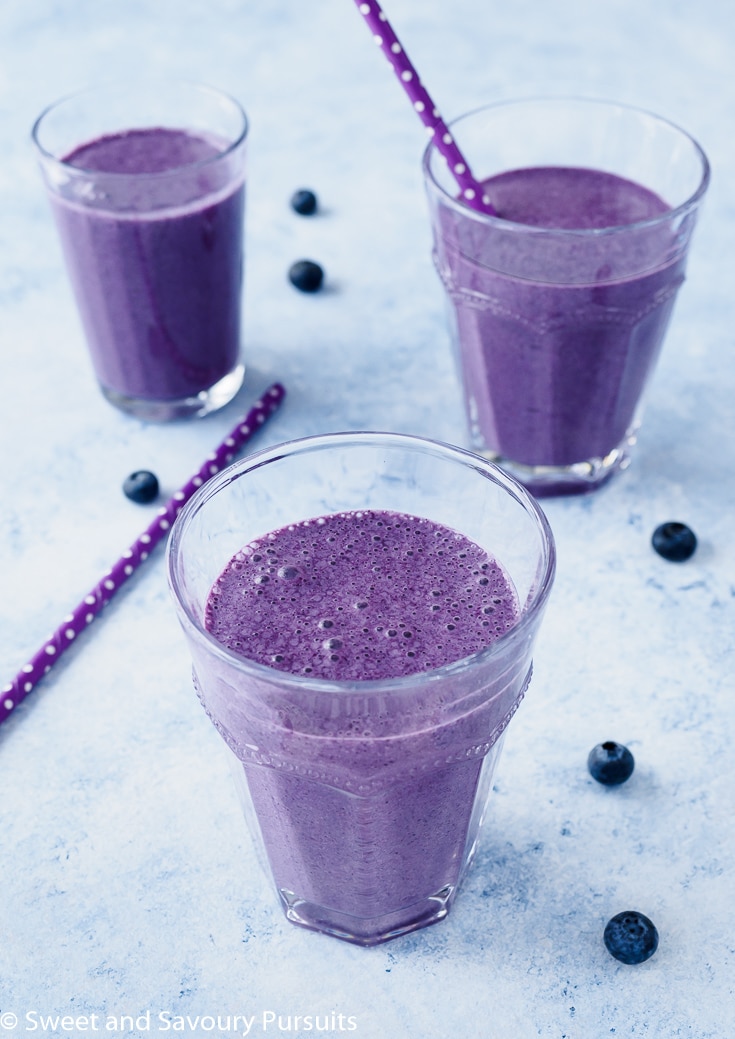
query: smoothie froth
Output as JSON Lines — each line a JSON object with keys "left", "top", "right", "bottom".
{"left": 205, "top": 509, "right": 518, "bottom": 681}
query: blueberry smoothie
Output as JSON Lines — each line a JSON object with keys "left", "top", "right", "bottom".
{"left": 49, "top": 127, "right": 244, "bottom": 405}
{"left": 430, "top": 164, "right": 688, "bottom": 487}
{"left": 202, "top": 509, "right": 525, "bottom": 943}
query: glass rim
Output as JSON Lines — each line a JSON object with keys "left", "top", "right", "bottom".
{"left": 31, "top": 78, "right": 249, "bottom": 180}
{"left": 166, "top": 430, "right": 557, "bottom": 695}
{"left": 421, "top": 95, "right": 711, "bottom": 237}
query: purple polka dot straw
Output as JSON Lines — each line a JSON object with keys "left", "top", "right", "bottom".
{"left": 352, "top": 0, "right": 496, "bottom": 214}
{"left": 1, "top": 383, "right": 286, "bottom": 727}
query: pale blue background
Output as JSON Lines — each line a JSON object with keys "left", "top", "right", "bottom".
{"left": 1, "top": 2, "right": 734, "bottom": 1037}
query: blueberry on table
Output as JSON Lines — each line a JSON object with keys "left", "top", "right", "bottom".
{"left": 288, "top": 259, "right": 324, "bottom": 293}
{"left": 651, "top": 521, "right": 697, "bottom": 562}
{"left": 123, "top": 470, "right": 160, "bottom": 504}
{"left": 290, "top": 189, "right": 318, "bottom": 215}
{"left": 587, "top": 741, "right": 635, "bottom": 785}
{"left": 604, "top": 910, "right": 659, "bottom": 965}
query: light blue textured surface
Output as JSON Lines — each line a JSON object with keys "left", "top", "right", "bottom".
{"left": 1, "top": 1, "right": 734, "bottom": 1037}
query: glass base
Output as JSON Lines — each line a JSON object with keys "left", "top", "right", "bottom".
{"left": 101, "top": 363, "right": 245, "bottom": 421}
{"left": 478, "top": 430, "right": 637, "bottom": 498}
{"left": 227, "top": 747, "right": 472, "bottom": 946}
{"left": 278, "top": 884, "right": 456, "bottom": 947}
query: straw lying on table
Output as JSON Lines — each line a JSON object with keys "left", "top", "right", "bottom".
{"left": 1, "top": 383, "right": 286, "bottom": 727}
{"left": 351, "top": 0, "right": 496, "bottom": 214}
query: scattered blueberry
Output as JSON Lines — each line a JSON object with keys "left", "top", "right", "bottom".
{"left": 651, "top": 521, "right": 697, "bottom": 562}
{"left": 604, "top": 910, "right": 659, "bottom": 965}
{"left": 587, "top": 741, "right": 635, "bottom": 785}
{"left": 290, "top": 189, "right": 318, "bottom": 216}
{"left": 288, "top": 259, "right": 324, "bottom": 293}
{"left": 123, "top": 470, "right": 160, "bottom": 504}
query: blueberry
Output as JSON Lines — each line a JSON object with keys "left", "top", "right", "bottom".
{"left": 123, "top": 470, "right": 159, "bottom": 504}
{"left": 604, "top": 910, "right": 659, "bottom": 965}
{"left": 288, "top": 259, "right": 324, "bottom": 293}
{"left": 587, "top": 741, "right": 635, "bottom": 785}
{"left": 290, "top": 189, "right": 318, "bottom": 215}
{"left": 651, "top": 521, "right": 697, "bottom": 562}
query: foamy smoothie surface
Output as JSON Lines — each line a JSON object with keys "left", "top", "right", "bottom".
{"left": 205, "top": 509, "right": 519, "bottom": 681}
{"left": 487, "top": 165, "right": 670, "bottom": 228}
{"left": 63, "top": 126, "right": 223, "bottom": 173}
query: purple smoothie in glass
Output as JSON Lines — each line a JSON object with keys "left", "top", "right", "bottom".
{"left": 435, "top": 165, "right": 682, "bottom": 472}
{"left": 423, "top": 98, "right": 709, "bottom": 495}
{"left": 203, "top": 509, "right": 521, "bottom": 942}
{"left": 167, "top": 432, "right": 555, "bottom": 945}
{"left": 49, "top": 127, "right": 244, "bottom": 405}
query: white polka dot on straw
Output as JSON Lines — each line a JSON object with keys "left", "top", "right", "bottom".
{"left": 0, "top": 384, "right": 286, "bottom": 728}
{"left": 351, "top": 0, "right": 496, "bottom": 214}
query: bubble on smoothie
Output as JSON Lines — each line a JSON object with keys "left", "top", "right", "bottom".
{"left": 277, "top": 565, "right": 301, "bottom": 580}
